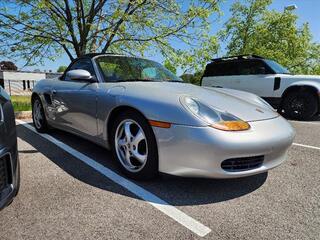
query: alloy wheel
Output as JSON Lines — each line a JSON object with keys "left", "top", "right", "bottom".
{"left": 33, "top": 100, "right": 43, "bottom": 129}
{"left": 290, "top": 97, "right": 305, "bottom": 116}
{"left": 115, "top": 119, "right": 148, "bottom": 172}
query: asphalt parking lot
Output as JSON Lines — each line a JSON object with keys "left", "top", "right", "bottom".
{"left": 0, "top": 119, "right": 319, "bottom": 240}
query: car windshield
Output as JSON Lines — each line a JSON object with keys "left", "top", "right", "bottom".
{"left": 96, "top": 56, "right": 182, "bottom": 82}
{"left": 265, "top": 59, "right": 291, "bottom": 74}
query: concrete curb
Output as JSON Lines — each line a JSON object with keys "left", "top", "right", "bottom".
{"left": 15, "top": 111, "right": 32, "bottom": 119}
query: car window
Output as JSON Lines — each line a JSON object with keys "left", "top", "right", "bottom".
{"left": 98, "top": 61, "right": 133, "bottom": 81}
{"left": 264, "top": 59, "right": 290, "bottom": 74}
{"left": 204, "top": 59, "right": 274, "bottom": 77}
{"left": 64, "top": 59, "right": 95, "bottom": 81}
{"left": 204, "top": 62, "right": 238, "bottom": 76}
{"left": 96, "top": 56, "right": 181, "bottom": 82}
{"left": 237, "top": 60, "right": 270, "bottom": 75}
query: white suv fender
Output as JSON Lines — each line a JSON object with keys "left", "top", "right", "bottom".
{"left": 281, "top": 80, "right": 320, "bottom": 98}
{"left": 287, "top": 80, "right": 320, "bottom": 90}
{"left": 279, "top": 80, "right": 320, "bottom": 119}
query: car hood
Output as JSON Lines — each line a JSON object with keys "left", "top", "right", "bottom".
{"left": 119, "top": 82, "right": 278, "bottom": 122}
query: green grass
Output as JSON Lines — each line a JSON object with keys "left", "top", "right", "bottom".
{"left": 11, "top": 95, "right": 32, "bottom": 112}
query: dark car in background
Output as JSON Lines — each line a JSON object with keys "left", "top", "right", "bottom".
{"left": 0, "top": 86, "right": 19, "bottom": 210}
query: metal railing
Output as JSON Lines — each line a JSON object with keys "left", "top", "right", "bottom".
{"left": 3, "top": 80, "right": 38, "bottom": 96}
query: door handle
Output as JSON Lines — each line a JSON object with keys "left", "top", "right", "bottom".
{"left": 52, "top": 89, "right": 57, "bottom": 95}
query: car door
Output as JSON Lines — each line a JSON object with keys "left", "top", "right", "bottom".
{"left": 51, "top": 58, "right": 98, "bottom": 138}
{"left": 229, "top": 60, "right": 275, "bottom": 97}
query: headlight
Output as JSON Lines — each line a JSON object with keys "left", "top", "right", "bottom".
{"left": 180, "top": 97, "right": 250, "bottom": 131}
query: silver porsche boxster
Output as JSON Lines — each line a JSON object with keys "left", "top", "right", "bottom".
{"left": 32, "top": 53, "right": 295, "bottom": 180}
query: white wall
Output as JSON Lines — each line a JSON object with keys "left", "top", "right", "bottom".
{"left": 3, "top": 71, "right": 45, "bottom": 81}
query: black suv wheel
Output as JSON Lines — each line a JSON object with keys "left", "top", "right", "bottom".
{"left": 282, "top": 90, "right": 318, "bottom": 120}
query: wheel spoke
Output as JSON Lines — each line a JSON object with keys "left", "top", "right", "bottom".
{"left": 132, "top": 129, "right": 145, "bottom": 146}
{"left": 118, "top": 138, "right": 126, "bottom": 147}
{"left": 132, "top": 149, "right": 147, "bottom": 164}
{"left": 125, "top": 149, "right": 133, "bottom": 166}
{"left": 126, "top": 149, "right": 131, "bottom": 162}
{"left": 118, "top": 147, "right": 126, "bottom": 161}
{"left": 124, "top": 122, "right": 133, "bottom": 140}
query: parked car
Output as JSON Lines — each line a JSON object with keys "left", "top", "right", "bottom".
{"left": 201, "top": 55, "right": 320, "bottom": 120}
{"left": 0, "top": 86, "right": 19, "bottom": 210}
{"left": 32, "top": 53, "right": 295, "bottom": 180}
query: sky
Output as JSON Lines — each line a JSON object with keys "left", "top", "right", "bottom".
{"left": 15, "top": 0, "right": 320, "bottom": 72}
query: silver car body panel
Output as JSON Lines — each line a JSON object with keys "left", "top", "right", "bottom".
{"left": 153, "top": 116, "right": 294, "bottom": 178}
{"left": 32, "top": 55, "right": 295, "bottom": 178}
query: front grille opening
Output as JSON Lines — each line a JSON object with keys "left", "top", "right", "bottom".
{"left": 0, "top": 154, "right": 12, "bottom": 191}
{"left": 221, "top": 155, "right": 264, "bottom": 172}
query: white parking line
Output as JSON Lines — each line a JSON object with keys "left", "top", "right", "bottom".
{"left": 293, "top": 143, "right": 320, "bottom": 151}
{"left": 16, "top": 120, "right": 211, "bottom": 237}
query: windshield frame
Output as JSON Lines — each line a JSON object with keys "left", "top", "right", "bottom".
{"left": 264, "top": 59, "right": 291, "bottom": 74}
{"left": 94, "top": 55, "right": 182, "bottom": 83}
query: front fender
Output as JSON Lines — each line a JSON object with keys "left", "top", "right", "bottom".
{"left": 115, "top": 94, "right": 205, "bottom": 126}
{"left": 287, "top": 80, "right": 320, "bottom": 92}
{"left": 100, "top": 92, "right": 206, "bottom": 146}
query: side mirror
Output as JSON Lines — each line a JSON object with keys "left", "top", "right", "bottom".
{"left": 66, "top": 69, "right": 96, "bottom": 82}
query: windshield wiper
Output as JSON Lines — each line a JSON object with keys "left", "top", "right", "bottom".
{"left": 115, "top": 78, "right": 156, "bottom": 82}
{"left": 167, "top": 80, "right": 184, "bottom": 83}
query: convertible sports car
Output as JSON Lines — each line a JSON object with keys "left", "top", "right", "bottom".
{"left": 32, "top": 53, "right": 295, "bottom": 179}
{"left": 0, "top": 87, "right": 19, "bottom": 209}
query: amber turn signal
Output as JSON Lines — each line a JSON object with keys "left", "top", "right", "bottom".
{"left": 149, "top": 120, "right": 172, "bottom": 128}
{"left": 210, "top": 120, "right": 250, "bottom": 131}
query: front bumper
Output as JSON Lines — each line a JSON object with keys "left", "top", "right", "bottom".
{"left": 0, "top": 145, "right": 19, "bottom": 210}
{"left": 153, "top": 116, "right": 295, "bottom": 178}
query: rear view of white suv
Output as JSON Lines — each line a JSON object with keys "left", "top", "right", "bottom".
{"left": 201, "top": 55, "right": 320, "bottom": 120}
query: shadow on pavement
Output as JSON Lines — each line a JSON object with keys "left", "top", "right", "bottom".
{"left": 17, "top": 124, "right": 267, "bottom": 206}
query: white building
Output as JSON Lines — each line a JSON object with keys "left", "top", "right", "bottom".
{"left": 0, "top": 70, "right": 61, "bottom": 96}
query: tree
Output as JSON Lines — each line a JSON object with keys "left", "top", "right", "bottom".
{"left": 180, "top": 71, "right": 203, "bottom": 85}
{"left": 0, "top": 61, "right": 18, "bottom": 70}
{"left": 221, "top": 0, "right": 272, "bottom": 54}
{"left": 220, "top": 0, "right": 320, "bottom": 74}
{"left": 0, "top": 0, "right": 220, "bottom": 72}
{"left": 164, "top": 60, "right": 177, "bottom": 75}
{"left": 57, "top": 65, "right": 68, "bottom": 73}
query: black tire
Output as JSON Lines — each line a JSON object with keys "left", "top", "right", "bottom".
{"left": 282, "top": 90, "right": 318, "bottom": 120}
{"left": 110, "top": 110, "right": 158, "bottom": 180}
{"left": 32, "top": 96, "right": 49, "bottom": 133}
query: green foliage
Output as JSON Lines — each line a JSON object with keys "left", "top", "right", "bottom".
{"left": 164, "top": 60, "right": 177, "bottom": 75}
{"left": 57, "top": 65, "right": 68, "bottom": 73}
{"left": 180, "top": 71, "right": 203, "bottom": 85}
{"left": 220, "top": 0, "right": 320, "bottom": 75}
{"left": 10, "top": 95, "right": 31, "bottom": 112}
{"left": 170, "top": 35, "right": 219, "bottom": 74}
{"left": 0, "top": 0, "right": 221, "bottom": 72}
